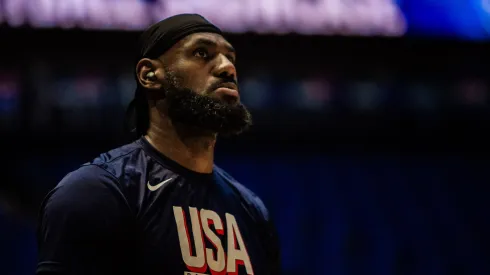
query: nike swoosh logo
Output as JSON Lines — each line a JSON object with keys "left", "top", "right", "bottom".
{"left": 147, "top": 178, "right": 173, "bottom": 191}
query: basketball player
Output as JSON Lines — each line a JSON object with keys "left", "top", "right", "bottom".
{"left": 37, "top": 14, "right": 281, "bottom": 275}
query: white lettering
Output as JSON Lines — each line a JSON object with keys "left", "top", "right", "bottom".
{"left": 226, "top": 213, "right": 254, "bottom": 274}
{"left": 200, "top": 209, "right": 226, "bottom": 273}
{"left": 174, "top": 207, "right": 255, "bottom": 274}
{"left": 173, "top": 206, "right": 207, "bottom": 271}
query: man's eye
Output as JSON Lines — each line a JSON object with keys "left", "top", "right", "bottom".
{"left": 227, "top": 55, "right": 236, "bottom": 64}
{"left": 194, "top": 48, "right": 209, "bottom": 59}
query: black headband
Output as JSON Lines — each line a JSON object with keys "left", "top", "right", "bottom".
{"left": 125, "top": 14, "right": 223, "bottom": 138}
{"left": 138, "top": 13, "right": 223, "bottom": 60}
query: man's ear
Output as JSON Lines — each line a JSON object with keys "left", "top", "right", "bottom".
{"left": 135, "top": 58, "right": 165, "bottom": 90}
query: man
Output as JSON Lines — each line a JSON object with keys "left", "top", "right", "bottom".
{"left": 37, "top": 14, "right": 281, "bottom": 275}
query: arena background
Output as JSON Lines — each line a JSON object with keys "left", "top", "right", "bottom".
{"left": 1, "top": 1, "right": 490, "bottom": 274}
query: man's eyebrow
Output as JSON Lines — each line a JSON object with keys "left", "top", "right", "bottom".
{"left": 192, "top": 38, "right": 236, "bottom": 53}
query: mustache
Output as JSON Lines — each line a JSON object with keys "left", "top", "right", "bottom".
{"left": 207, "top": 78, "right": 238, "bottom": 94}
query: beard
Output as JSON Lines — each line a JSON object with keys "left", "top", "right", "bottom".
{"left": 160, "top": 68, "right": 253, "bottom": 137}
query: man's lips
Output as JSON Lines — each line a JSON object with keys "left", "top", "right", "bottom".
{"left": 214, "top": 87, "right": 239, "bottom": 98}
{"left": 213, "top": 83, "right": 239, "bottom": 98}
{"left": 216, "top": 82, "right": 238, "bottom": 90}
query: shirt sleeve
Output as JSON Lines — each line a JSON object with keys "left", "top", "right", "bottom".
{"left": 36, "top": 165, "right": 134, "bottom": 275}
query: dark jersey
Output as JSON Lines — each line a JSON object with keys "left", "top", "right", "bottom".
{"left": 37, "top": 137, "right": 281, "bottom": 275}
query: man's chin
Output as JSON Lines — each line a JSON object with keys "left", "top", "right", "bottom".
{"left": 163, "top": 84, "right": 252, "bottom": 137}
{"left": 210, "top": 94, "right": 240, "bottom": 106}
{"left": 196, "top": 115, "right": 252, "bottom": 137}
{"left": 171, "top": 121, "right": 250, "bottom": 138}
{"left": 217, "top": 124, "right": 251, "bottom": 137}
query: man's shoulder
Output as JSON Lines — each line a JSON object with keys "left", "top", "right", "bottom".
{"left": 87, "top": 140, "right": 144, "bottom": 174}
{"left": 47, "top": 140, "right": 146, "bottom": 206}
{"left": 59, "top": 164, "right": 117, "bottom": 188}
{"left": 72, "top": 139, "right": 154, "bottom": 187}
{"left": 214, "top": 166, "right": 271, "bottom": 221}
{"left": 41, "top": 164, "right": 131, "bottom": 221}
{"left": 49, "top": 162, "right": 126, "bottom": 200}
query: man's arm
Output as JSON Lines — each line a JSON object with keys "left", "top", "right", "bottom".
{"left": 37, "top": 165, "right": 133, "bottom": 275}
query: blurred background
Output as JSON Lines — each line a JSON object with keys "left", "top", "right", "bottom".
{"left": 1, "top": 0, "right": 490, "bottom": 274}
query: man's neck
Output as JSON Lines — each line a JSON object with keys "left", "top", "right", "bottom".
{"left": 145, "top": 118, "right": 216, "bottom": 174}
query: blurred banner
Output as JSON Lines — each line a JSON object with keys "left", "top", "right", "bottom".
{"left": 0, "top": 0, "right": 406, "bottom": 35}
{"left": 2, "top": 0, "right": 490, "bottom": 39}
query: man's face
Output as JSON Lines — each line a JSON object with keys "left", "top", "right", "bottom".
{"left": 156, "top": 32, "right": 252, "bottom": 136}
{"left": 165, "top": 32, "right": 239, "bottom": 101}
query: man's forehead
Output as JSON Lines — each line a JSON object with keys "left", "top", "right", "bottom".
{"left": 181, "top": 32, "right": 233, "bottom": 49}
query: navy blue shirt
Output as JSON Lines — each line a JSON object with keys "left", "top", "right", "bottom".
{"left": 37, "top": 137, "right": 280, "bottom": 275}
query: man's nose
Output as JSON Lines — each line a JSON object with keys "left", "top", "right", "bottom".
{"left": 213, "top": 55, "right": 237, "bottom": 80}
